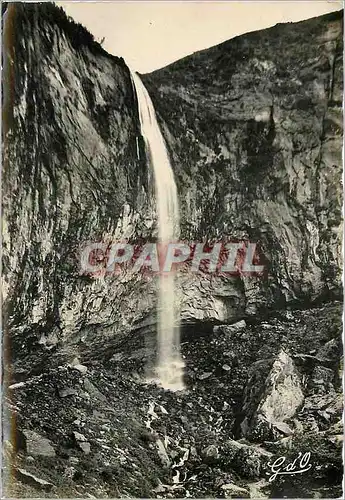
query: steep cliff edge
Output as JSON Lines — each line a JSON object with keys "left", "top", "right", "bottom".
{"left": 144, "top": 10, "right": 343, "bottom": 311}
{"left": 3, "top": 3, "right": 158, "bottom": 370}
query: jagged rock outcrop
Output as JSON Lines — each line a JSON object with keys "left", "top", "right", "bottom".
{"left": 18, "top": 429, "right": 56, "bottom": 458}
{"left": 240, "top": 350, "right": 304, "bottom": 440}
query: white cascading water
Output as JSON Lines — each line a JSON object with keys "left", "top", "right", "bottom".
{"left": 130, "top": 69, "right": 185, "bottom": 391}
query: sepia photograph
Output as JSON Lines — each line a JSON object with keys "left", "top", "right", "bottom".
{"left": 2, "top": 0, "right": 344, "bottom": 498}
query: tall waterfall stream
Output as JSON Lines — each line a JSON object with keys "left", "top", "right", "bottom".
{"left": 130, "top": 70, "right": 185, "bottom": 391}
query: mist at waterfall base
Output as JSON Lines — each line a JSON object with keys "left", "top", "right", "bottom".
{"left": 130, "top": 69, "right": 185, "bottom": 392}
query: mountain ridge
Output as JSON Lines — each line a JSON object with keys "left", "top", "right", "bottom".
{"left": 145, "top": 9, "right": 343, "bottom": 76}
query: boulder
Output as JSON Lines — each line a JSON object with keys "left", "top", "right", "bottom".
{"left": 73, "top": 431, "right": 87, "bottom": 442}
{"left": 84, "top": 378, "right": 107, "bottom": 402}
{"left": 9, "top": 382, "right": 26, "bottom": 390}
{"left": 58, "top": 387, "right": 78, "bottom": 398}
{"left": 214, "top": 320, "right": 246, "bottom": 335}
{"left": 72, "top": 431, "right": 91, "bottom": 454}
{"left": 78, "top": 441, "right": 91, "bottom": 454}
{"left": 69, "top": 358, "right": 88, "bottom": 374}
{"left": 272, "top": 421, "right": 293, "bottom": 436}
{"left": 247, "top": 479, "right": 270, "bottom": 498}
{"left": 156, "top": 439, "right": 171, "bottom": 467}
{"left": 241, "top": 350, "right": 304, "bottom": 440}
{"left": 19, "top": 429, "right": 55, "bottom": 457}
{"left": 16, "top": 468, "right": 53, "bottom": 492}
{"left": 221, "top": 483, "right": 250, "bottom": 498}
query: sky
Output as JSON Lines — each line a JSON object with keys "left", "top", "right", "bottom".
{"left": 57, "top": 1, "right": 343, "bottom": 73}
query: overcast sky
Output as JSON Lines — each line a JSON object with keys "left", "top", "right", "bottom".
{"left": 57, "top": 1, "right": 342, "bottom": 73}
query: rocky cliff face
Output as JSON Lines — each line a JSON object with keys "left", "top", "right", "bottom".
{"left": 3, "top": 6, "right": 343, "bottom": 375}
{"left": 3, "top": 3, "right": 159, "bottom": 370}
{"left": 144, "top": 10, "right": 343, "bottom": 313}
{"left": 3, "top": 5, "right": 343, "bottom": 498}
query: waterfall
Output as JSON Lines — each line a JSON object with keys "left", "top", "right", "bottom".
{"left": 130, "top": 69, "right": 185, "bottom": 391}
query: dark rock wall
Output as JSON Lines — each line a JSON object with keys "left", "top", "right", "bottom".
{"left": 144, "top": 10, "right": 343, "bottom": 310}
{"left": 3, "top": 3, "right": 156, "bottom": 367}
